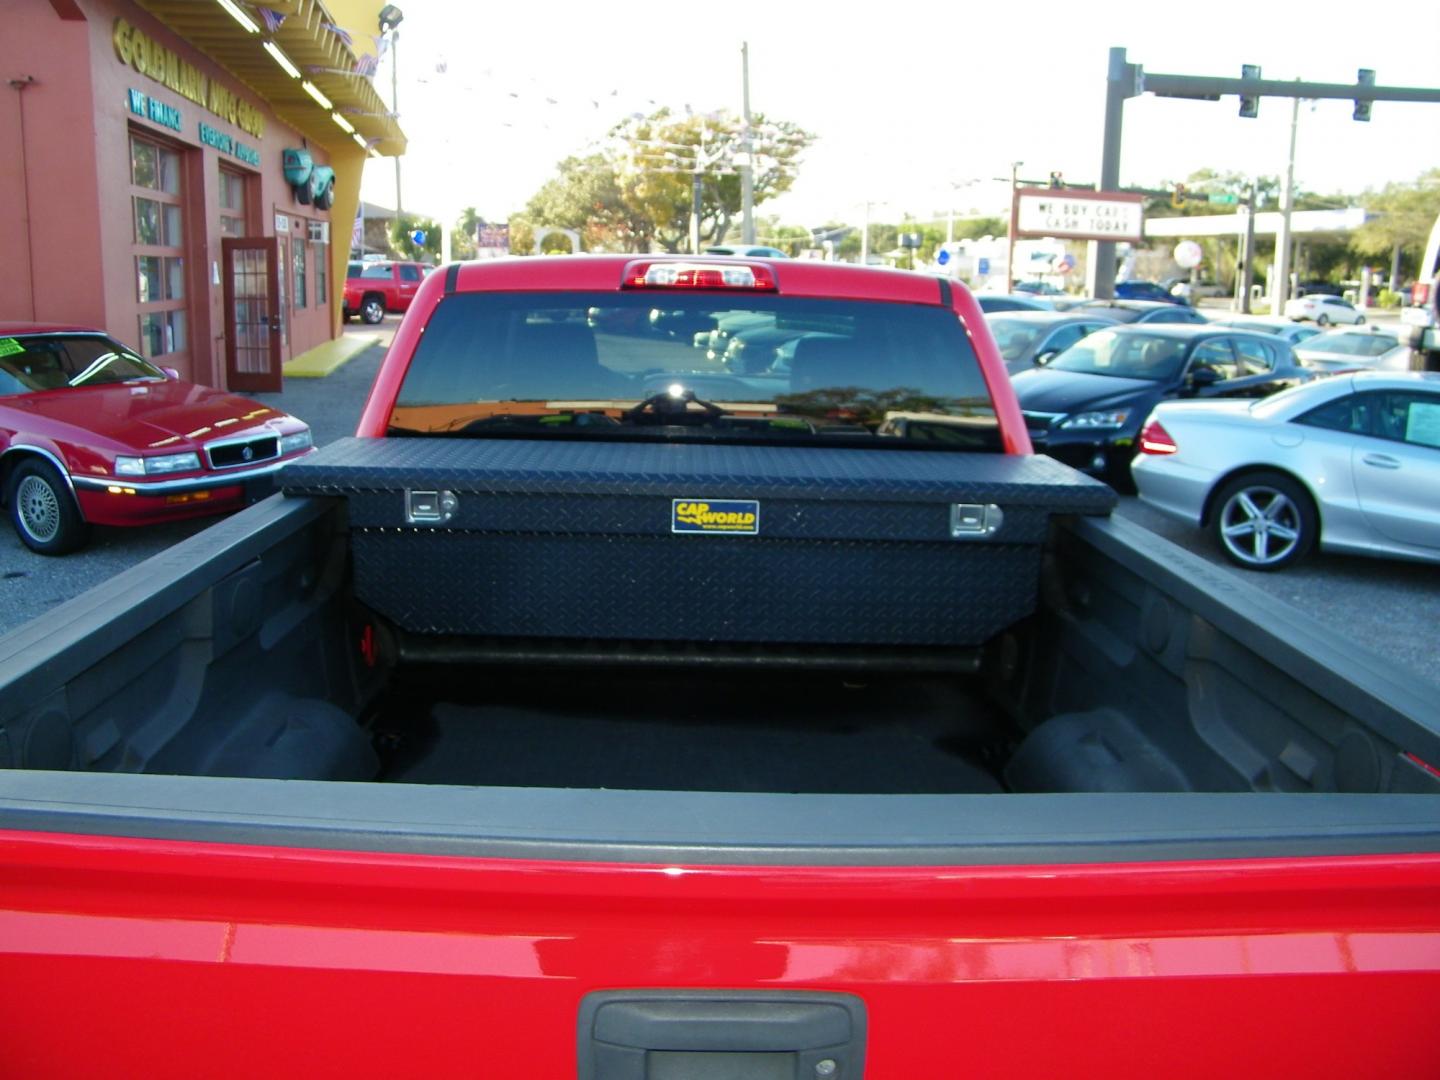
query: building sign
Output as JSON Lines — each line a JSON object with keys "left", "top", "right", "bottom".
{"left": 113, "top": 19, "right": 265, "bottom": 139}
{"left": 1015, "top": 188, "right": 1144, "bottom": 243}
{"left": 477, "top": 222, "right": 510, "bottom": 257}
{"left": 126, "top": 88, "right": 181, "bottom": 132}
{"left": 199, "top": 122, "right": 261, "bottom": 167}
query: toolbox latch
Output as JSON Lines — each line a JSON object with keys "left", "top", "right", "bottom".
{"left": 405, "top": 489, "right": 458, "bottom": 525}
{"left": 950, "top": 502, "right": 1004, "bottom": 539}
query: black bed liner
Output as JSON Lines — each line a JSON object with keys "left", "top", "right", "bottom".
{"left": 283, "top": 438, "right": 1115, "bottom": 646}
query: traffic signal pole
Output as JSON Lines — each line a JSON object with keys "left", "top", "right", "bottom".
{"left": 1087, "top": 48, "right": 1136, "bottom": 301}
{"left": 1090, "top": 49, "right": 1440, "bottom": 300}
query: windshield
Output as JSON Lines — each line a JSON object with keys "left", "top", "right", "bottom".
{"left": 1304, "top": 333, "right": 1398, "bottom": 357}
{"left": 389, "top": 291, "right": 1001, "bottom": 450}
{"left": 986, "top": 317, "right": 1043, "bottom": 362}
{"left": 1047, "top": 330, "right": 1187, "bottom": 381}
{"left": 0, "top": 334, "right": 165, "bottom": 394}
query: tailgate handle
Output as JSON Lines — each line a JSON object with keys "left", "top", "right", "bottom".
{"left": 578, "top": 990, "right": 867, "bottom": 1080}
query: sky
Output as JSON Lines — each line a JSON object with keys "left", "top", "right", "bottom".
{"left": 359, "top": 0, "right": 1440, "bottom": 238}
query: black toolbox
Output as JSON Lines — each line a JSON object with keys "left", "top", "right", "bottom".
{"left": 281, "top": 438, "right": 1115, "bottom": 646}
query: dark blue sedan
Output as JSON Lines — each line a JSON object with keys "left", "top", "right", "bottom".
{"left": 1012, "top": 324, "right": 1312, "bottom": 487}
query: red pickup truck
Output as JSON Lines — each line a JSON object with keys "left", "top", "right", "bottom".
{"left": 1, "top": 256, "right": 1438, "bottom": 1077}
{"left": 342, "top": 259, "right": 431, "bottom": 324}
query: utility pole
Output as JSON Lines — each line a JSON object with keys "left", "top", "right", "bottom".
{"left": 740, "top": 42, "right": 755, "bottom": 245}
{"left": 1005, "top": 161, "right": 1023, "bottom": 292}
{"left": 1236, "top": 183, "right": 1256, "bottom": 313}
{"left": 860, "top": 201, "right": 871, "bottom": 265}
{"left": 1270, "top": 89, "right": 1300, "bottom": 315}
{"left": 391, "top": 30, "right": 402, "bottom": 214}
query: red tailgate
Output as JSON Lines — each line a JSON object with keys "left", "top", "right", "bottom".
{"left": 3, "top": 831, "right": 1438, "bottom": 1078}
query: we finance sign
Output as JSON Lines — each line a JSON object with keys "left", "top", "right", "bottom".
{"left": 1015, "top": 188, "right": 1144, "bottom": 243}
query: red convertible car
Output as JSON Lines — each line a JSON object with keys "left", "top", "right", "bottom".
{"left": 0, "top": 323, "right": 314, "bottom": 554}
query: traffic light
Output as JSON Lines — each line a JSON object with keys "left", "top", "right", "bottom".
{"left": 1171, "top": 183, "right": 1186, "bottom": 209}
{"left": 1238, "top": 64, "right": 1260, "bottom": 118}
{"left": 1354, "top": 69, "right": 1375, "bottom": 122}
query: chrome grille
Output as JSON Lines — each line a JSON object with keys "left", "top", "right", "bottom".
{"left": 206, "top": 435, "right": 279, "bottom": 469}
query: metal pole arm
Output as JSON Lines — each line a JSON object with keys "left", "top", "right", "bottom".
{"left": 1141, "top": 72, "right": 1440, "bottom": 104}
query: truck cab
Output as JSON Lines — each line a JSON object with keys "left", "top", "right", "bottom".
{"left": 343, "top": 259, "right": 431, "bottom": 325}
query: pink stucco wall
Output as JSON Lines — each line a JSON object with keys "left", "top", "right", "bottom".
{"left": 1, "top": 0, "right": 338, "bottom": 388}
{"left": 1, "top": 1, "right": 108, "bottom": 330}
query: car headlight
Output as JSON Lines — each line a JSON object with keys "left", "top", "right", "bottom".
{"left": 279, "top": 429, "right": 313, "bottom": 455}
{"left": 113, "top": 453, "right": 201, "bottom": 476}
{"left": 1060, "top": 410, "right": 1131, "bottom": 430}
{"left": 144, "top": 452, "right": 202, "bottom": 474}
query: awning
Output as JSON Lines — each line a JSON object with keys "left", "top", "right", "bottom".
{"left": 133, "top": 0, "right": 406, "bottom": 157}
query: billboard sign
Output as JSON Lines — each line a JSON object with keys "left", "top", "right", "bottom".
{"left": 1015, "top": 188, "right": 1144, "bottom": 243}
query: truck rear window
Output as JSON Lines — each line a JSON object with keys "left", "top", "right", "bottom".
{"left": 389, "top": 292, "right": 1000, "bottom": 449}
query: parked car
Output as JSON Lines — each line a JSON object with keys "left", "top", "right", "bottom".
{"left": 343, "top": 260, "right": 431, "bottom": 324}
{"left": 1075, "top": 299, "right": 1209, "bottom": 325}
{"left": 705, "top": 245, "right": 790, "bottom": 258}
{"left": 1207, "top": 316, "right": 1326, "bottom": 347}
{"left": 976, "top": 294, "right": 1051, "bottom": 313}
{"left": 1012, "top": 280, "right": 1066, "bottom": 296}
{"left": 982, "top": 310, "right": 1119, "bottom": 374}
{"left": 1115, "top": 280, "right": 1188, "bottom": 305}
{"left": 0, "top": 324, "right": 314, "bottom": 554}
{"left": 1295, "top": 280, "right": 1344, "bottom": 297}
{"left": 1162, "top": 277, "right": 1227, "bottom": 301}
{"left": 1012, "top": 324, "right": 1311, "bottom": 485}
{"left": 1294, "top": 328, "right": 1402, "bottom": 373}
{"left": 1284, "top": 294, "right": 1364, "bottom": 326}
{"left": 1133, "top": 372, "right": 1440, "bottom": 570}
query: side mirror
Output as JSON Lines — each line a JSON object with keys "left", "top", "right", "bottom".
{"left": 1035, "top": 349, "right": 1059, "bottom": 366}
{"left": 161, "top": 366, "right": 181, "bottom": 380}
{"left": 1188, "top": 366, "right": 1222, "bottom": 388}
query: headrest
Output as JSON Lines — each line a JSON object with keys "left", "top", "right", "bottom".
{"left": 789, "top": 337, "right": 875, "bottom": 393}
{"left": 515, "top": 322, "right": 599, "bottom": 371}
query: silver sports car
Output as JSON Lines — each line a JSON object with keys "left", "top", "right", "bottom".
{"left": 1132, "top": 372, "right": 1440, "bottom": 570}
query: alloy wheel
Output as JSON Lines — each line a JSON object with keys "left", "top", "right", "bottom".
{"left": 16, "top": 474, "right": 61, "bottom": 543}
{"left": 1218, "top": 485, "right": 1303, "bottom": 567}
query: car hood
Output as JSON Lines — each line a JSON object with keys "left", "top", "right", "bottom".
{"left": 1011, "top": 368, "right": 1165, "bottom": 416}
{"left": 3, "top": 379, "right": 289, "bottom": 450}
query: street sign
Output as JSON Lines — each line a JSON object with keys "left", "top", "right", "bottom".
{"left": 977, "top": 257, "right": 990, "bottom": 275}
{"left": 1208, "top": 193, "right": 1240, "bottom": 206}
{"left": 936, "top": 249, "right": 951, "bottom": 266}
{"left": 1015, "top": 188, "right": 1144, "bottom": 243}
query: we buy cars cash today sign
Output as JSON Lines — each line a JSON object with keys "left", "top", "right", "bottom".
{"left": 1015, "top": 188, "right": 1144, "bottom": 242}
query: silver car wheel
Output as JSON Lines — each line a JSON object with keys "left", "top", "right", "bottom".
{"left": 1218, "top": 486, "right": 1302, "bottom": 567}
{"left": 16, "top": 474, "right": 61, "bottom": 543}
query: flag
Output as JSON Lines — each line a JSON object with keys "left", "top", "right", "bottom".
{"left": 354, "top": 54, "right": 377, "bottom": 77}
{"left": 256, "top": 7, "right": 286, "bottom": 33}
{"left": 320, "top": 22, "right": 353, "bottom": 47}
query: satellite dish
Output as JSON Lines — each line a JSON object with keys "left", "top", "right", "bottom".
{"left": 1173, "top": 240, "right": 1203, "bottom": 269}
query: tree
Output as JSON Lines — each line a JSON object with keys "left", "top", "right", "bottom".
{"left": 1352, "top": 170, "right": 1440, "bottom": 287}
{"left": 390, "top": 214, "right": 441, "bottom": 261}
{"left": 450, "top": 207, "right": 481, "bottom": 260}
{"left": 517, "top": 108, "right": 815, "bottom": 255}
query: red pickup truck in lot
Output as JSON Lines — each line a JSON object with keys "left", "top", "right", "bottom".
{"left": 342, "top": 259, "right": 431, "bottom": 324}
{"left": 1, "top": 256, "right": 1437, "bottom": 1077}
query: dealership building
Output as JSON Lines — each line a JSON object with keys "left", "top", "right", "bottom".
{"left": 3, "top": 0, "right": 406, "bottom": 391}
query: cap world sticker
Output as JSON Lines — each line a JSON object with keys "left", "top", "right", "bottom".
{"left": 672, "top": 499, "right": 760, "bottom": 535}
